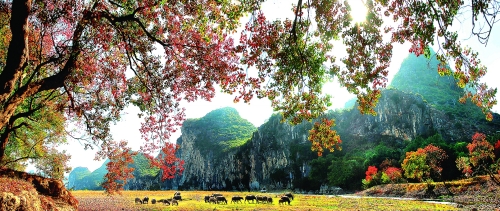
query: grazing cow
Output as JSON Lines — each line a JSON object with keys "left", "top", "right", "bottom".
{"left": 142, "top": 197, "right": 149, "bottom": 204}
{"left": 278, "top": 199, "right": 285, "bottom": 205}
{"left": 231, "top": 196, "right": 243, "bottom": 203}
{"left": 216, "top": 196, "right": 228, "bottom": 204}
{"left": 173, "top": 195, "right": 182, "bottom": 201}
{"left": 208, "top": 197, "right": 217, "bottom": 204}
{"left": 134, "top": 198, "right": 142, "bottom": 204}
{"left": 162, "top": 199, "right": 171, "bottom": 205}
{"left": 267, "top": 197, "right": 273, "bottom": 204}
{"left": 204, "top": 195, "right": 211, "bottom": 203}
{"left": 244, "top": 195, "right": 256, "bottom": 203}
{"left": 285, "top": 193, "right": 294, "bottom": 200}
{"left": 280, "top": 196, "right": 291, "bottom": 205}
{"left": 171, "top": 199, "right": 179, "bottom": 206}
{"left": 256, "top": 195, "right": 268, "bottom": 204}
{"left": 151, "top": 199, "right": 157, "bottom": 204}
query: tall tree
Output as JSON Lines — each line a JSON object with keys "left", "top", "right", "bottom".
{"left": 0, "top": 0, "right": 498, "bottom": 193}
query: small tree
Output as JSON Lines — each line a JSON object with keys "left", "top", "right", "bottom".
{"left": 383, "top": 167, "right": 403, "bottom": 184}
{"left": 362, "top": 166, "right": 379, "bottom": 189}
{"left": 402, "top": 148, "right": 429, "bottom": 182}
{"left": 456, "top": 132, "right": 500, "bottom": 185}
{"left": 402, "top": 144, "right": 448, "bottom": 182}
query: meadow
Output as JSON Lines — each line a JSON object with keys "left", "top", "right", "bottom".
{"left": 72, "top": 190, "right": 459, "bottom": 211}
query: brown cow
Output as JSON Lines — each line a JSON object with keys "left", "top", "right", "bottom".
{"left": 134, "top": 198, "right": 142, "bottom": 204}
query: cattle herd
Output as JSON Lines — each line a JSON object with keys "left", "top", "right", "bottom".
{"left": 134, "top": 192, "right": 294, "bottom": 206}
{"left": 135, "top": 191, "right": 182, "bottom": 206}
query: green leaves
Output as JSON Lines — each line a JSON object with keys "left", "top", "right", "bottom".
{"left": 308, "top": 118, "right": 342, "bottom": 156}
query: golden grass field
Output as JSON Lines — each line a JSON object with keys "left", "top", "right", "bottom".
{"left": 72, "top": 190, "right": 459, "bottom": 211}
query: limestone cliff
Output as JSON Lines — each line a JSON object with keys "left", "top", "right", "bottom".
{"left": 168, "top": 88, "right": 500, "bottom": 191}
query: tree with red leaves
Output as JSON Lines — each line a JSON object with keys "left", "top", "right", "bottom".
{"left": 95, "top": 140, "right": 137, "bottom": 195}
{"left": 456, "top": 132, "right": 500, "bottom": 185}
{"left": 0, "top": 0, "right": 499, "bottom": 194}
{"left": 402, "top": 144, "right": 447, "bottom": 182}
{"left": 383, "top": 167, "right": 403, "bottom": 183}
{"left": 145, "top": 144, "right": 184, "bottom": 181}
{"left": 361, "top": 165, "right": 379, "bottom": 188}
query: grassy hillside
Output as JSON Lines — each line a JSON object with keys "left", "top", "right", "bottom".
{"left": 182, "top": 107, "right": 257, "bottom": 155}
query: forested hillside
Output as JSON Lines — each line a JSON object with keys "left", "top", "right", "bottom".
{"left": 390, "top": 49, "right": 485, "bottom": 121}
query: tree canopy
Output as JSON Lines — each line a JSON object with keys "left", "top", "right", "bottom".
{"left": 0, "top": 0, "right": 498, "bottom": 193}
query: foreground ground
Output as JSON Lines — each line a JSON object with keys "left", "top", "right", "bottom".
{"left": 72, "top": 190, "right": 460, "bottom": 211}
{"left": 358, "top": 175, "right": 500, "bottom": 211}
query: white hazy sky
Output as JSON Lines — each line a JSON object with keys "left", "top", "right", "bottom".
{"left": 51, "top": 0, "right": 500, "bottom": 173}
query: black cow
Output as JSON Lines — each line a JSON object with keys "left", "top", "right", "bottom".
{"left": 280, "top": 196, "right": 291, "bottom": 205}
{"left": 244, "top": 195, "right": 256, "bottom": 203}
{"left": 231, "top": 196, "right": 243, "bottom": 203}
{"left": 212, "top": 193, "right": 223, "bottom": 197}
{"left": 267, "top": 197, "right": 273, "bottom": 204}
{"left": 204, "top": 195, "right": 211, "bottom": 203}
{"left": 171, "top": 199, "right": 179, "bottom": 206}
{"left": 134, "top": 198, "right": 142, "bottom": 204}
{"left": 278, "top": 198, "right": 285, "bottom": 205}
{"left": 256, "top": 195, "right": 268, "bottom": 203}
{"left": 216, "top": 196, "right": 228, "bottom": 204}
{"left": 208, "top": 197, "right": 217, "bottom": 204}
{"left": 151, "top": 199, "right": 157, "bottom": 204}
{"left": 173, "top": 195, "right": 182, "bottom": 201}
{"left": 285, "top": 193, "right": 294, "bottom": 200}
{"left": 142, "top": 197, "right": 149, "bottom": 204}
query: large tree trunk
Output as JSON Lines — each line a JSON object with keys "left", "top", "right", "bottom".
{"left": 0, "top": 0, "right": 31, "bottom": 165}
{"left": 0, "top": 130, "right": 10, "bottom": 165}
{"left": 0, "top": 0, "right": 31, "bottom": 103}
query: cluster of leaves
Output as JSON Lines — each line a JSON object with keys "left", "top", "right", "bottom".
{"left": 378, "top": 0, "right": 497, "bottom": 120}
{"left": 308, "top": 118, "right": 342, "bottom": 156}
{"left": 146, "top": 143, "right": 184, "bottom": 181}
{"left": 95, "top": 140, "right": 137, "bottom": 195}
{"left": 362, "top": 164, "right": 403, "bottom": 189}
{"left": 401, "top": 144, "right": 447, "bottom": 182}
{"left": 456, "top": 132, "right": 500, "bottom": 185}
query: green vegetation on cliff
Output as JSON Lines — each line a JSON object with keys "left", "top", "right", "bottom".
{"left": 182, "top": 107, "right": 256, "bottom": 154}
